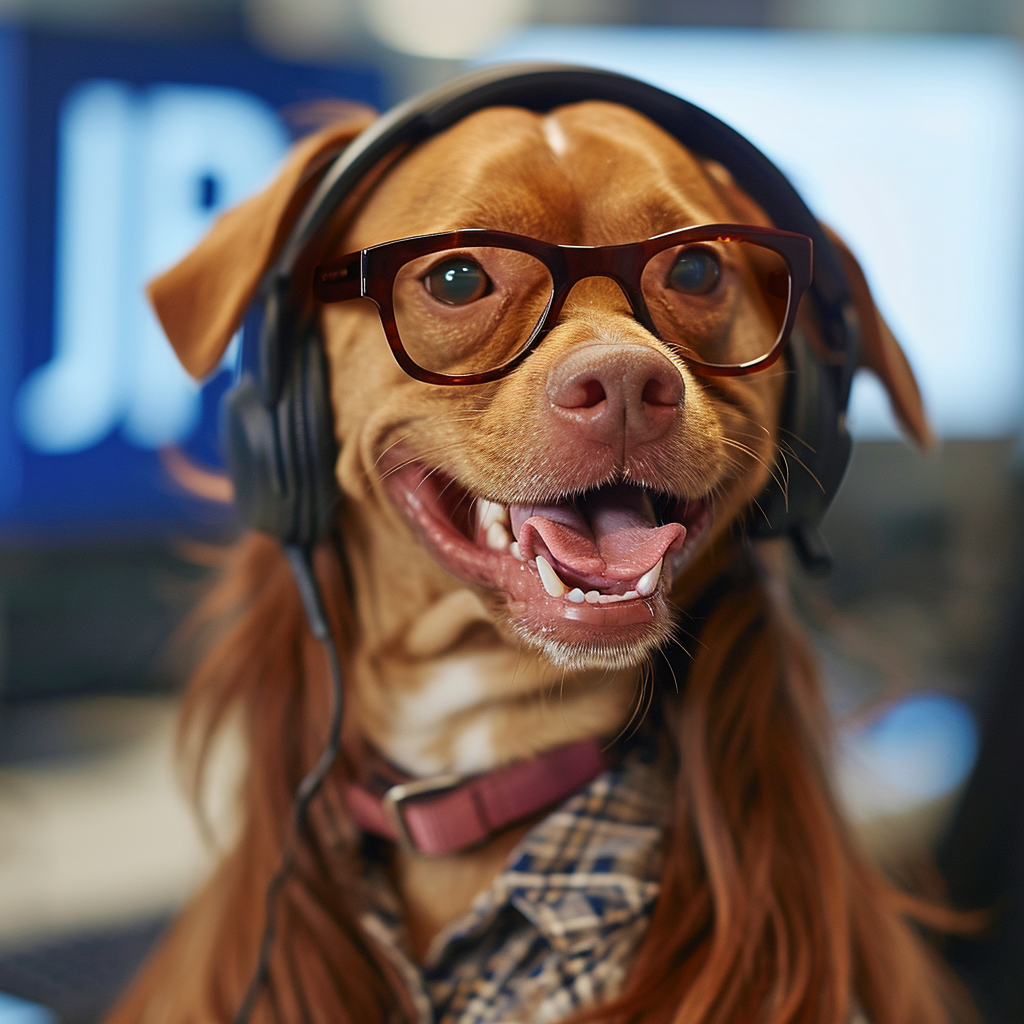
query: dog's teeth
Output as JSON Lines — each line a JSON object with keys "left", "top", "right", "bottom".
{"left": 565, "top": 588, "right": 585, "bottom": 604}
{"left": 636, "top": 558, "right": 662, "bottom": 597}
{"left": 536, "top": 555, "right": 568, "bottom": 598}
{"left": 510, "top": 542, "right": 524, "bottom": 561}
{"left": 584, "top": 590, "right": 600, "bottom": 604}
{"left": 593, "top": 590, "right": 641, "bottom": 605}
{"left": 486, "top": 521, "right": 511, "bottom": 551}
{"left": 477, "top": 499, "right": 508, "bottom": 531}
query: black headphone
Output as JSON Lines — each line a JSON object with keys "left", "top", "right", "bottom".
{"left": 225, "top": 60, "right": 859, "bottom": 575}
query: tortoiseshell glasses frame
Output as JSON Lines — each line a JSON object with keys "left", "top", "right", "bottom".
{"left": 313, "top": 224, "right": 813, "bottom": 386}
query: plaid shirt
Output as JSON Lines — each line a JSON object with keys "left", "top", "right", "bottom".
{"left": 359, "top": 741, "right": 673, "bottom": 1024}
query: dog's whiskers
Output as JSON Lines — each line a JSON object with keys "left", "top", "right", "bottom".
{"left": 377, "top": 439, "right": 467, "bottom": 482}
{"left": 656, "top": 647, "right": 682, "bottom": 694}
{"left": 611, "top": 660, "right": 655, "bottom": 745}
{"left": 721, "top": 436, "right": 789, "bottom": 501}
{"left": 558, "top": 665, "right": 570, "bottom": 732}
{"left": 665, "top": 624, "right": 705, "bottom": 659}
{"left": 729, "top": 419, "right": 823, "bottom": 496}
{"left": 373, "top": 435, "right": 411, "bottom": 470}
{"left": 772, "top": 434, "right": 825, "bottom": 493}
{"left": 409, "top": 463, "right": 448, "bottom": 498}
{"left": 378, "top": 455, "right": 423, "bottom": 482}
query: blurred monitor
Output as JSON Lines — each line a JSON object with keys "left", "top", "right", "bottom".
{"left": 0, "top": 30, "right": 380, "bottom": 541}
{"left": 6, "top": 29, "right": 1023, "bottom": 540}
{"left": 485, "top": 29, "right": 1024, "bottom": 442}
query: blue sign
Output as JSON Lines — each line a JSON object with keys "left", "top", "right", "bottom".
{"left": 0, "top": 30, "right": 381, "bottom": 538}
{"left": 0, "top": 992, "right": 55, "bottom": 1024}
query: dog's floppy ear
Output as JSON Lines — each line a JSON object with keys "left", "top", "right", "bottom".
{"left": 148, "top": 105, "right": 376, "bottom": 380}
{"left": 823, "top": 226, "right": 935, "bottom": 449}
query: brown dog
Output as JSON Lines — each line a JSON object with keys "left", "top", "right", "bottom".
{"left": 109, "top": 98, "right": 964, "bottom": 1024}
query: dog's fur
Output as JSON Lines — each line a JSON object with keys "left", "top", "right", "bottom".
{"left": 110, "top": 101, "right": 965, "bottom": 1024}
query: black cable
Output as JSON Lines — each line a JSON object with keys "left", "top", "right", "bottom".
{"left": 232, "top": 543, "right": 346, "bottom": 1024}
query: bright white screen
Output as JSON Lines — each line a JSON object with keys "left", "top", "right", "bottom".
{"left": 484, "top": 29, "right": 1024, "bottom": 439}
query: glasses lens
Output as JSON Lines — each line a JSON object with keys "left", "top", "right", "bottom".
{"left": 392, "top": 247, "right": 554, "bottom": 377}
{"left": 640, "top": 239, "right": 791, "bottom": 369}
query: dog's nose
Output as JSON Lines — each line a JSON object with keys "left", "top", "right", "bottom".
{"left": 546, "top": 343, "right": 684, "bottom": 448}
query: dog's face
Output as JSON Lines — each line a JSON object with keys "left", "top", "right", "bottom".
{"left": 325, "top": 102, "right": 785, "bottom": 671}
{"left": 151, "top": 97, "right": 928, "bottom": 775}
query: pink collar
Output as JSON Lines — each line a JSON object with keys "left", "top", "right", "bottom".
{"left": 346, "top": 738, "right": 607, "bottom": 856}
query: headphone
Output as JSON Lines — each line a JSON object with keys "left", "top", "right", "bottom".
{"left": 225, "top": 60, "right": 859, "bottom": 575}
{"left": 223, "top": 63, "right": 861, "bottom": 1022}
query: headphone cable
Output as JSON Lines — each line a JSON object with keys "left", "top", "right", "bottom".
{"left": 232, "top": 542, "right": 346, "bottom": 1024}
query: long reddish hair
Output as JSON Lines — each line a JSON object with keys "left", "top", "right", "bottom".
{"left": 108, "top": 533, "right": 971, "bottom": 1024}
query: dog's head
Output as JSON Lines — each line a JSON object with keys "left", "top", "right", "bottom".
{"left": 151, "top": 98, "right": 928, "bottom": 768}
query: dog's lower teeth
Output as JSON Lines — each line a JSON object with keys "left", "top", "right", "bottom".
{"left": 486, "top": 521, "right": 511, "bottom": 551}
{"left": 532, "top": 556, "right": 654, "bottom": 604}
{"left": 594, "top": 589, "right": 642, "bottom": 605}
{"left": 510, "top": 542, "right": 524, "bottom": 561}
{"left": 636, "top": 558, "right": 663, "bottom": 597}
{"left": 536, "top": 555, "right": 568, "bottom": 597}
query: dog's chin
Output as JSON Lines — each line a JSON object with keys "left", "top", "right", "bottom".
{"left": 379, "top": 451, "right": 712, "bottom": 670}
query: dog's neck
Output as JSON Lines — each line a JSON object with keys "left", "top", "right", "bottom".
{"left": 349, "top": 581, "right": 640, "bottom": 778}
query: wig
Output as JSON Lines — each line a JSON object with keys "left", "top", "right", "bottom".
{"left": 107, "top": 534, "right": 971, "bottom": 1024}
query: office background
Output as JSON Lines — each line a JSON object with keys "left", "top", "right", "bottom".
{"left": 0, "top": 1, "right": 1020, "bottom": 1022}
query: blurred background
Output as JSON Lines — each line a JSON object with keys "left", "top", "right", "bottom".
{"left": 0, "top": 1, "right": 1020, "bottom": 1022}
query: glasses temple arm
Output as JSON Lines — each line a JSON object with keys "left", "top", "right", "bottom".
{"left": 313, "top": 255, "right": 362, "bottom": 302}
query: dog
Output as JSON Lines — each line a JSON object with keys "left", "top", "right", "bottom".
{"left": 108, "top": 92, "right": 966, "bottom": 1024}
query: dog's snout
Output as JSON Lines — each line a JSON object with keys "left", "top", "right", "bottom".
{"left": 546, "top": 343, "right": 683, "bottom": 449}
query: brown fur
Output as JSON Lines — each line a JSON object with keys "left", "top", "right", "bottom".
{"left": 112, "top": 101, "right": 968, "bottom": 1024}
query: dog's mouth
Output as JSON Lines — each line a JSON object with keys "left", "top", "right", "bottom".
{"left": 381, "top": 451, "right": 712, "bottom": 665}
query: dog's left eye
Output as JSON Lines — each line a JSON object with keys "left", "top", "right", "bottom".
{"left": 424, "top": 258, "right": 491, "bottom": 305}
{"left": 666, "top": 248, "right": 721, "bottom": 295}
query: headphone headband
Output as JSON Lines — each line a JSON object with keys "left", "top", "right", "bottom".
{"left": 283, "top": 63, "right": 849, "bottom": 308}
{"left": 269, "top": 65, "right": 856, "bottom": 390}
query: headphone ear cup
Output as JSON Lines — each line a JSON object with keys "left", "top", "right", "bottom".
{"left": 223, "top": 375, "right": 293, "bottom": 539}
{"left": 223, "top": 321, "right": 340, "bottom": 545}
{"left": 746, "top": 330, "right": 852, "bottom": 566}
{"left": 284, "top": 321, "right": 341, "bottom": 547}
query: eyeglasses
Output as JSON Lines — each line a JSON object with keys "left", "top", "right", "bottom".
{"left": 313, "top": 224, "right": 813, "bottom": 385}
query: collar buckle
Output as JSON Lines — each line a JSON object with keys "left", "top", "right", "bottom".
{"left": 382, "top": 773, "right": 462, "bottom": 852}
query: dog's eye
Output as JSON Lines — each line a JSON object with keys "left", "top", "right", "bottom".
{"left": 424, "top": 258, "right": 491, "bottom": 305}
{"left": 666, "top": 249, "right": 720, "bottom": 295}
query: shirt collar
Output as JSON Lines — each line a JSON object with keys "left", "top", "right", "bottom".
{"left": 415, "top": 739, "right": 673, "bottom": 960}
{"left": 497, "top": 745, "right": 671, "bottom": 950}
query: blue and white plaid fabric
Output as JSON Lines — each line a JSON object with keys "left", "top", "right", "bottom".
{"left": 359, "top": 742, "right": 673, "bottom": 1024}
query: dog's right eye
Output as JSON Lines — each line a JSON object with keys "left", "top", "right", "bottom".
{"left": 424, "top": 258, "right": 491, "bottom": 305}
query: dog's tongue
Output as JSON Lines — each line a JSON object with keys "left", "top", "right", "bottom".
{"left": 510, "top": 485, "right": 685, "bottom": 582}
